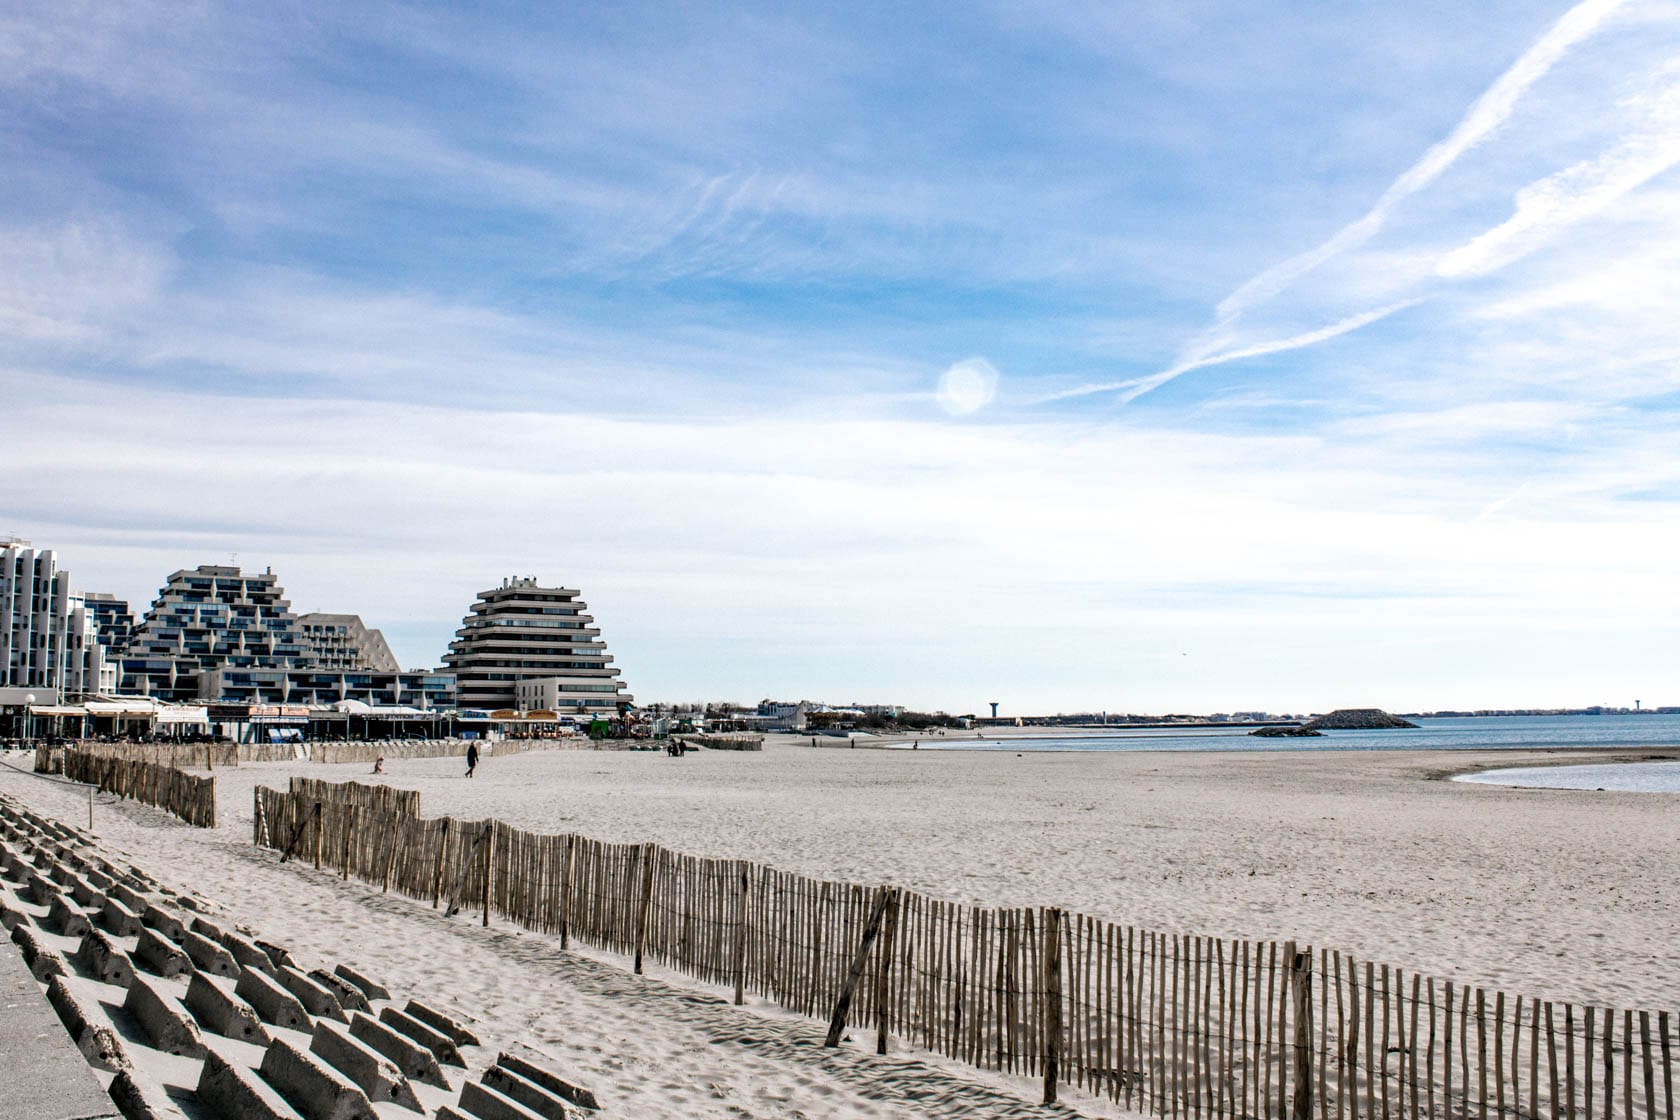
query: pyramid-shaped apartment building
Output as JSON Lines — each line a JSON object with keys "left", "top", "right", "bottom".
{"left": 442, "top": 577, "right": 632, "bottom": 715}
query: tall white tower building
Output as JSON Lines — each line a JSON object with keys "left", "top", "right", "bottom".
{"left": 1, "top": 538, "right": 107, "bottom": 698}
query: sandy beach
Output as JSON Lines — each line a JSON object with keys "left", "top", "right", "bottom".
{"left": 5, "top": 739, "right": 1677, "bottom": 1118}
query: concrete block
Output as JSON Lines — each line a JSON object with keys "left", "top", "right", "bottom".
{"left": 134, "top": 926, "right": 193, "bottom": 978}
{"left": 309, "top": 968, "right": 370, "bottom": 1013}
{"left": 496, "top": 1053, "right": 600, "bottom": 1112}
{"left": 223, "top": 930, "right": 278, "bottom": 974}
{"left": 46, "top": 974, "right": 132, "bottom": 1072}
{"left": 107, "top": 879, "right": 148, "bottom": 913}
{"left": 86, "top": 867, "right": 115, "bottom": 893}
{"left": 0, "top": 894, "right": 29, "bottom": 930}
{"left": 483, "top": 1065, "right": 571, "bottom": 1119}
{"left": 459, "top": 1079, "right": 550, "bottom": 1120}
{"left": 309, "top": 1021, "right": 423, "bottom": 1113}
{"left": 23, "top": 870, "right": 60, "bottom": 905}
{"left": 405, "top": 998, "right": 481, "bottom": 1046}
{"left": 181, "top": 927, "right": 240, "bottom": 977}
{"left": 185, "top": 972, "right": 269, "bottom": 1044}
{"left": 123, "top": 972, "right": 207, "bottom": 1057}
{"left": 100, "top": 895, "right": 143, "bottom": 937}
{"left": 333, "top": 963, "right": 390, "bottom": 1001}
{"left": 348, "top": 1011, "right": 447, "bottom": 1089}
{"left": 237, "top": 964, "right": 312, "bottom": 1030}
{"left": 380, "top": 1005, "right": 464, "bottom": 1066}
{"left": 46, "top": 893, "right": 92, "bottom": 936}
{"left": 279, "top": 964, "right": 346, "bottom": 1021}
{"left": 197, "top": 1049, "right": 308, "bottom": 1120}
{"left": 71, "top": 876, "right": 106, "bottom": 908}
{"left": 188, "top": 915, "right": 223, "bottom": 941}
{"left": 260, "top": 1037, "right": 378, "bottom": 1120}
{"left": 74, "top": 928, "right": 135, "bottom": 987}
{"left": 12, "top": 921, "right": 69, "bottom": 982}
{"left": 110, "top": 1066, "right": 192, "bottom": 1120}
{"left": 258, "top": 937, "right": 299, "bottom": 971}
{"left": 141, "top": 902, "right": 185, "bottom": 942}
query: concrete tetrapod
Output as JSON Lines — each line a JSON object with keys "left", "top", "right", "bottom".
{"left": 236, "top": 965, "right": 312, "bottom": 1031}
{"left": 197, "top": 1049, "right": 307, "bottom": 1120}
{"left": 259, "top": 1037, "right": 378, "bottom": 1120}
{"left": 379, "top": 1005, "right": 465, "bottom": 1066}
{"left": 123, "top": 973, "right": 207, "bottom": 1057}
{"left": 309, "top": 1020, "right": 425, "bottom": 1113}
{"left": 347, "top": 1012, "right": 448, "bottom": 1089}
{"left": 185, "top": 972, "right": 270, "bottom": 1044}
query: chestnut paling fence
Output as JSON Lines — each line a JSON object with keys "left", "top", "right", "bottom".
{"left": 253, "top": 782, "right": 1676, "bottom": 1118}
{"left": 61, "top": 747, "right": 217, "bottom": 827}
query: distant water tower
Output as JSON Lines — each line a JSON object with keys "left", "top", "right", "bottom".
{"left": 989, "top": 701, "right": 999, "bottom": 719}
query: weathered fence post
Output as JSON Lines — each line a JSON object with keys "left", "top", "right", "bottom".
{"left": 382, "top": 816, "right": 400, "bottom": 893}
{"left": 1292, "top": 943, "right": 1314, "bottom": 1120}
{"left": 732, "top": 860, "right": 750, "bottom": 1005}
{"left": 342, "top": 805, "right": 356, "bottom": 880}
{"left": 432, "top": 818, "right": 451, "bottom": 908}
{"left": 1044, "top": 906, "right": 1064, "bottom": 1105}
{"left": 313, "top": 801, "right": 324, "bottom": 869}
{"left": 633, "top": 842, "right": 658, "bottom": 974}
{"left": 280, "top": 801, "right": 319, "bottom": 863}
{"left": 875, "top": 886, "right": 901, "bottom": 1054}
{"left": 824, "top": 886, "right": 894, "bottom": 1048}
{"left": 558, "top": 835, "right": 574, "bottom": 949}
{"left": 482, "top": 821, "right": 496, "bottom": 928}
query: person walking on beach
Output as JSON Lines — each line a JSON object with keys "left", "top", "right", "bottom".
{"left": 465, "top": 742, "right": 479, "bottom": 778}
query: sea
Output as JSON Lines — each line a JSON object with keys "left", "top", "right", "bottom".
{"left": 890, "top": 713, "right": 1680, "bottom": 791}
{"left": 894, "top": 713, "right": 1680, "bottom": 754}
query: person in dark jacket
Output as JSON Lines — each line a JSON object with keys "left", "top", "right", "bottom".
{"left": 465, "top": 742, "right": 479, "bottom": 778}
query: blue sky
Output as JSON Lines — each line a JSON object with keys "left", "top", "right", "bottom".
{"left": 5, "top": 0, "right": 1680, "bottom": 713}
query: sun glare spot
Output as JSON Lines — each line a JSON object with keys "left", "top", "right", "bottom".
{"left": 936, "top": 358, "right": 1000, "bottom": 415}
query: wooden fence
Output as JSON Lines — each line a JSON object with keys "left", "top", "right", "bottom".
{"left": 288, "top": 776, "right": 421, "bottom": 819}
{"left": 68, "top": 742, "right": 239, "bottom": 769}
{"left": 65, "top": 749, "right": 217, "bottom": 828}
{"left": 252, "top": 786, "right": 1676, "bottom": 1118}
{"left": 685, "top": 734, "right": 765, "bottom": 751}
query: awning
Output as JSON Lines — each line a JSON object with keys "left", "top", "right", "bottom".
{"left": 29, "top": 705, "right": 87, "bottom": 717}
{"left": 86, "top": 699, "right": 162, "bottom": 715}
{"left": 155, "top": 707, "right": 209, "bottom": 726}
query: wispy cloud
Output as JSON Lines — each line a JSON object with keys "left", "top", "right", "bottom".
{"left": 1051, "top": 0, "right": 1651, "bottom": 406}
{"left": 1215, "top": 0, "right": 1633, "bottom": 322}
{"left": 1036, "top": 301, "right": 1418, "bottom": 405}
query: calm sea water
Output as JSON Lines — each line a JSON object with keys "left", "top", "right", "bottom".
{"left": 894, "top": 713, "right": 1680, "bottom": 754}
{"left": 1454, "top": 759, "right": 1680, "bottom": 793}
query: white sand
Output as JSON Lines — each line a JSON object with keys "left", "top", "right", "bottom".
{"left": 5, "top": 738, "right": 1677, "bottom": 1118}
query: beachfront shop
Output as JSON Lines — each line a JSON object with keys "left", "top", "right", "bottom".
{"left": 307, "top": 700, "right": 452, "bottom": 741}
{"left": 207, "top": 703, "right": 312, "bottom": 744}
{"left": 1, "top": 694, "right": 211, "bottom": 741}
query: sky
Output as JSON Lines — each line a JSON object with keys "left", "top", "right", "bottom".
{"left": 5, "top": 0, "right": 1680, "bottom": 715}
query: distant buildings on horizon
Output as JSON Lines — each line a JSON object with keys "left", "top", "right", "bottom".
{"left": 0, "top": 537, "right": 631, "bottom": 727}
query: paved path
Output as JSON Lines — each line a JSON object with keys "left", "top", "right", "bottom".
{"left": 0, "top": 941, "right": 118, "bottom": 1120}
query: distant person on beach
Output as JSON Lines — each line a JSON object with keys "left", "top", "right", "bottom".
{"left": 465, "top": 743, "right": 479, "bottom": 778}
{"left": 372, "top": 755, "right": 385, "bottom": 775}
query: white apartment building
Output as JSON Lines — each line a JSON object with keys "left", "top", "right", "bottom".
{"left": 1, "top": 539, "right": 107, "bottom": 698}
{"left": 444, "top": 576, "right": 631, "bottom": 714}
{"left": 296, "top": 613, "right": 400, "bottom": 672}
